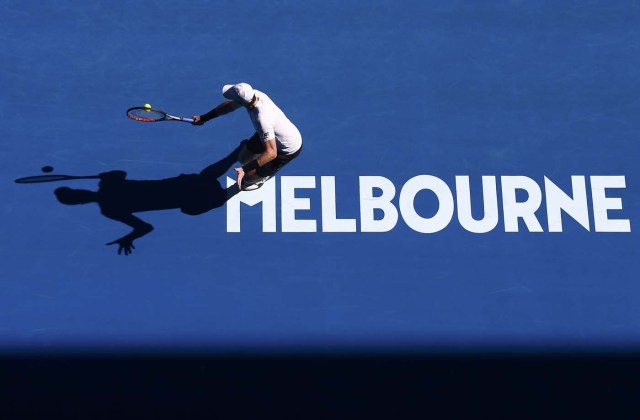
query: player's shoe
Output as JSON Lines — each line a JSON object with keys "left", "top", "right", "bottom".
{"left": 241, "top": 176, "right": 271, "bottom": 191}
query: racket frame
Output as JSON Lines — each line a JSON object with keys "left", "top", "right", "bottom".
{"left": 126, "top": 107, "right": 194, "bottom": 123}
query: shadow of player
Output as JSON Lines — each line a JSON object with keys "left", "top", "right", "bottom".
{"left": 54, "top": 144, "right": 243, "bottom": 255}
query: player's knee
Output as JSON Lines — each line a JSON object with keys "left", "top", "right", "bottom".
{"left": 238, "top": 145, "right": 260, "bottom": 165}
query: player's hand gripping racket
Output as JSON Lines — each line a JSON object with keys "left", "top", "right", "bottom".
{"left": 126, "top": 105, "right": 194, "bottom": 124}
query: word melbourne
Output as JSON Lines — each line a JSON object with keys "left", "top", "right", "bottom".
{"left": 225, "top": 176, "right": 631, "bottom": 233}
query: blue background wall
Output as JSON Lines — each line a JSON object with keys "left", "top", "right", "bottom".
{"left": 1, "top": 0, "right": 639, "bottom": 353}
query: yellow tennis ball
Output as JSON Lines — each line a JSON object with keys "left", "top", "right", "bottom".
{"left": 144, "top": 103, "right": 152, "bottom": 112}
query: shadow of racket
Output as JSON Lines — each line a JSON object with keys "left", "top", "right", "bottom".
{"left": 15, "top": 174, "right": 100, "bottom": 184}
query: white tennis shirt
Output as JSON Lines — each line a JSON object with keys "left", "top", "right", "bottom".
{"left": 234, "top": 90, "right": 302, "bottom": 155}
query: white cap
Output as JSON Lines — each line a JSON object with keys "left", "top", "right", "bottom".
{"left": 222, "top": 83, "right": 255, "bottom": 105}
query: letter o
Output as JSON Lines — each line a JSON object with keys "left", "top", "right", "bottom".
{"left": 399, "top": 175, "right": 454, "bottom": 233}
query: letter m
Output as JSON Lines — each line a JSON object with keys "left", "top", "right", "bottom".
{"left": 226, "top": 177, "right": 277, "bottom": 232}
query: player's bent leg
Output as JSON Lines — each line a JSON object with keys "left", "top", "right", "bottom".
{"left": 238, "top": 133, "right": 264, "bottom": 164}
{"left": 238, "top": 145, "right": 261, "bottom": 165}
{"left": 239, "top": 143, "right": 302, "bottom": 192}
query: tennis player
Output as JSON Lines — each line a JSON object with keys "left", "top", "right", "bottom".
{"left": 193, "top": 83, "right": 303, "bottom": 191}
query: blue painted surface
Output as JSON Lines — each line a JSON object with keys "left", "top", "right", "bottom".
{"left": 1, "top": 0, "right": 639, "bottom": 352}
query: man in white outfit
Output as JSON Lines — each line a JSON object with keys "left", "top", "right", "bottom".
{"left": 193, "top": 83, "right": 303, "bottom": 191}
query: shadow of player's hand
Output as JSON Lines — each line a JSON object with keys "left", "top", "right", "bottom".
{"left": 106, "top": 238, "right": 136, "bottom": 256}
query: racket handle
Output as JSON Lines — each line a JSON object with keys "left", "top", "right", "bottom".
{"left": 167, "top": 115, "right": 195, "bottom": 123}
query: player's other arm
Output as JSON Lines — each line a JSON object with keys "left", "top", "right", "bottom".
{"left": 192, "top": 100, "right": 241, "bottom": 125}
{"left": 102, "top": 211, "right": 154, "bottom": 255}
{"left": 234, "top": 138, "right": 277, "bottom": 187}
{"left": 256, "top": 138, "right": 278, "bottom": 168}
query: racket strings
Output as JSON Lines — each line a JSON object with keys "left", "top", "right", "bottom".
{"left": 127, "top": 108, "right": 165, "bottom": 122}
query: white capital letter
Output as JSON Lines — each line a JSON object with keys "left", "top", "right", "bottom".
{"left": 359, "top": 176, "right": 398, "bottom": 232}
{"left": 545, "top": 176, "right": 590, "bottom": 232}
{"left": 281, "top": 176, "right": 317, "bottom": 232}
{"left": 501, "top": 176, "right": 544, "bottom": 232}
{"left": 399, "top": 175, "right": 454, "bottom": 233}
{"left": 591, "top": 176, "right": 631, "bottom": 232}
{"left": 321, "top": 176, "right": 356, "bottom": 232}
{"left": 456, "top": 176, "right": 499, "bottom": 233}
{"left": 226, "top": 176, "right": 276, "bottom": 232}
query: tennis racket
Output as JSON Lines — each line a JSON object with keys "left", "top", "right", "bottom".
{"left": 126, "top": 106, "right": 194, "bottom": 123}
{"left": 15, "top": 174, "right": 100, "bottom": 184}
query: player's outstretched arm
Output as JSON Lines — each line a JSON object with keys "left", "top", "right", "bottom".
{"left": 193, "top": 100, "right": 241, "bottom": 125}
